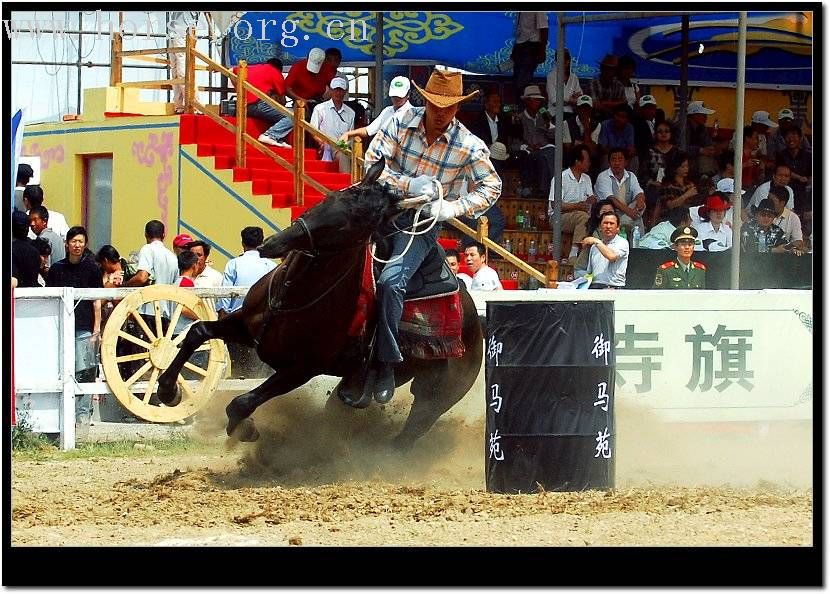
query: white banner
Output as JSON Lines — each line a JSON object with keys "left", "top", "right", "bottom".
{"left": 472, "top": 290, "right": 813, "bottom": 423}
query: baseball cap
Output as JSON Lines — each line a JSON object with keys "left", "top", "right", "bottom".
{"left": 671, "top": 226, "right": 698, "bottom": 243}
{"left": 12, "top": 209, "right": 29, "bottom": 228}
{"left": 715, "top": 177, "right": 746, "bottom": 196}
{"left": 777, "top": 108, "right": 795, "bottom": 121}
{"left": 639, "top": 94, "right": 657, "bottom": 107}
{"left": 755, "top": 198, "right": 776, "bottom": 215}
{"left": 751, "top": 110, "right": 777, "bottom": 128}
{"left": 388, "top": 76, "right": 411, "bottom": 98}
{"left": 576, "top": 95, "right": 593, "bottom": 108}
{"left": 330, "top": 77, "right": 348, "bottom": 91}
{"left": 173, "top": 233, "right": 195, "bottom": 248}
{"left": 306, "top": 48, "right": 325, "bottom": 74}
{"left": 687, "top": 100, "right": 715, "bottom": 115}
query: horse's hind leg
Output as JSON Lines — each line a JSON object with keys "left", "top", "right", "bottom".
{"left": 392, "top": 361, "right": 458, "bottom": 451}
{"left": 225, "top": 368, "right": 311, "bottom": 441}
{"left": 157, "top": 312, "right": 250, "bottom": 406}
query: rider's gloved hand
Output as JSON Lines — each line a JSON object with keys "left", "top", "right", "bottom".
{"left": 425, "top": 200, "right": 458, "bottom": 222}
{"left": 408, "top": 174, "right": 437, "bottom": 198}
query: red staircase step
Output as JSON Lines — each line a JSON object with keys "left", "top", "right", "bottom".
{"left": 214, "top": 155, "right": 234, "bottom": 169}
{"left": 196, "top": 143, "right": 215, "bottom": 157}
{"left": 232, "top": 167, "right": 252, "bottom": 182}
{"left": 179, "top": 114, "right": 197, "bottom": 144}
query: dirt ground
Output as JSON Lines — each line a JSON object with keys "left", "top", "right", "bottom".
{"left": 11, "top": 380, "right": 813, "bottom": 547}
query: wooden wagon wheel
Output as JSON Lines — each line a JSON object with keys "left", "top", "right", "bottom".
{"left": 100, "top": 284, "right": 226, "bottom": 423}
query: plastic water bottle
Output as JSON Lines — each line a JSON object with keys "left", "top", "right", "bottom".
{"left": 528, "top": 239, "right": 538, "bottom": 261}
{"left": 524, "top": 209, "right": 532, "bottom": 230}
{"left": 758, "top": 229, "right": 768, "bottom": 253}
{"left": 504, "top": 238, "right": 513, "bottom": 254}
{"left": 632, "top": 226, "right": 641, "bottom": 248}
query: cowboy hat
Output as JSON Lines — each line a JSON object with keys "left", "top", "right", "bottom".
{"left": 412, "top": 69, "right": 479, "bottom": 109}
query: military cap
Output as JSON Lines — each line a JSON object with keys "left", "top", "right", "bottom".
{"left": 670, "top": 226, "right": 698, "bottom": 243}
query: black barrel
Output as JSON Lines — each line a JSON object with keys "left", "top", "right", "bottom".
{"left": 485, "top": 300, "right": 615, "bottom": 493}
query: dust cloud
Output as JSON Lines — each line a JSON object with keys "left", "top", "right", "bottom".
{"left": 192, "top": 371, "right": 812, "bottom": 491}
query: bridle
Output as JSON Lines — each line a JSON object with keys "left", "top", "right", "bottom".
{"left": 294, "top": 216, "right": 317, "bottom": 257}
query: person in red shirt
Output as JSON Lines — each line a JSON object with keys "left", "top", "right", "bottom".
{"left": 233, "top": 58, "right": 290, "bottom": 145}
{"left": 172, "top": 249, "right": 200, "bottom": 335}
{"left": 259, "top": 48, "right": 342, "bottom": 147}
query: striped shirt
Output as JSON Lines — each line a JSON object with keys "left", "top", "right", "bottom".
{"left": 364, "top": 107, "right": 502, "bottom": 219}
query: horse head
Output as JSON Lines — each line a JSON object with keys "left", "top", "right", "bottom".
{"left": 259, "top": 160, "right": 400, "bottom": 259}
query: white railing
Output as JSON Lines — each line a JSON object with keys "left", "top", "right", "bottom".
{"left": 13, "top": 286, "right": 260, "bottom": 450}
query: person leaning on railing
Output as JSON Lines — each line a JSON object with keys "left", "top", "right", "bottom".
{"left": 232, "top": 58, "right": 288, "bottom": 147}
{"left": 257, "top": 48, "right": 342, "bottom": 148}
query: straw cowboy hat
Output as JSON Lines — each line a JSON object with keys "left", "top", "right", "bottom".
{"left": 413, "top": 69, "right": 479, "bottom": 108}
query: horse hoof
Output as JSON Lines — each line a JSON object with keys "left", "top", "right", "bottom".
{"left": 157, "top": 382, "right": 181, "bottom": 407}
{"left": 337, "top": 385, "right": 373, "bottom": 409}
{"left": 231, "top": 418, "right": 260, "bottom": 442}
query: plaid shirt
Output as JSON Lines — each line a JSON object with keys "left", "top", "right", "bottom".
{"left": 364, "top": 107, "right": 502, "bottom": 218}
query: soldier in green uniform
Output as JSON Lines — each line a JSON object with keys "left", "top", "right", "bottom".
{"left": 653, "top": 226, "right": 707, "bottom": 288}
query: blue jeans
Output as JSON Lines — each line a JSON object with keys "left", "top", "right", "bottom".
{"left": 248, "top": 100, "right": 292, "bottom": 141}
{"left": 376, "top": 213, "right": 440, "bottom": 364}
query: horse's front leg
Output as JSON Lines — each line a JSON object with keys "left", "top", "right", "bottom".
{"left": 157, "top": 312, "right": 250, "bottom": 406}
{"left": 226, "top": 367, "right": 313, "bottom": 441}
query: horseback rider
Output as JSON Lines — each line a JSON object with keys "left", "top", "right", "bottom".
{"left": 363, "top": 68, "right": 503, "bottom": 403}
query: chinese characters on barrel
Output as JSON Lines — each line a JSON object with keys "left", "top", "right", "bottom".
{"left": 488, "top": 333, "right": 505, "bottom": 461}
{"left": 489, "top": 428, "right": 505, "bottom": 461}
{"left": 595, "top": 427, "right": 612, "bottom": 459}
{"left": 592, "top": 332, "right": 611, "bottom": 365}
{"left": 592, "top": 333, "right": 613, "bottom": 460}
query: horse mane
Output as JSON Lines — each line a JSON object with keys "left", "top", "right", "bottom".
{"left": 333, "top": 180, "right": 391, "bottom": 230}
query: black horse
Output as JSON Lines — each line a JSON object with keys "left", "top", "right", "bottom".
{"left": 156, "top": 161, "right": 483, "bottom": 450}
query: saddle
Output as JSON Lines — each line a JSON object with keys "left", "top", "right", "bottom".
{"left": 348, "top": 243, "right": 464, "bottom": 360}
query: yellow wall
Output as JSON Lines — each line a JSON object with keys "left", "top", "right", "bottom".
{"left": 23, "top": 116, "right": 292, "bottom": 271}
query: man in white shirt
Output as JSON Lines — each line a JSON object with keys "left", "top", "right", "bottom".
{"left": 594, "top": 147, "right": 646, "bottom": 237}
{"left": 767, "top": 185, "right": 804, "bottom": 248}
{"left": 749, "top": 163, "right": 795, "bottom": 210}
{"left": 546, "top": 48, "right": 582, "bottom": 116}
{"left": 340, "top": 76, "right": 412, "bottom": 143}
{"left": 23, "top": 185, "right": 70, "bottom": 240}
{"left": 124, "top": 219, "right": 180, "bottom": 320}
{"left": 310, "top": 76, "right": 355, "bottom": 173}
{"left": 185, "top": 239, "right": 224, "bottom": 314}
{"left": 639, "top": 207, "right": 692, "bottom": 250}
{"left": 583, "top": 211, "right": 629, "bottom": 288}
{"left": 463, "top": 243, "right": 501, "bottom": 291}
{"left": 550, "top": 144, "right": 595, "bottom": 259}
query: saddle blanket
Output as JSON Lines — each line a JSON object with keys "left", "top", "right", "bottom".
{"left": 348, "top": 246, "right": 465, "bottom": 359}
